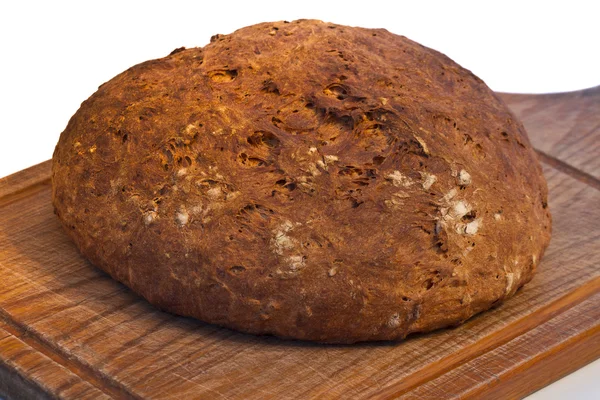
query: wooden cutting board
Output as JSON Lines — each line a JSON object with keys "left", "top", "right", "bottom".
{"left": 1, "top": 86, "right": 599, "bottom": 400}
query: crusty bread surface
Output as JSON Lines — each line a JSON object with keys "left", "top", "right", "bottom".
{"left": 52, "top": 20, "right": 551, "bottom": 343}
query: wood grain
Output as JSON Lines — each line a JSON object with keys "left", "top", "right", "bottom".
{"left": 399, "top": 292, "right": 600, "bottom": 399}
{"left": 0, "top": 161, "right": 50, "bottom": 200}
{"left": 0, "top": 326, "right": 110, "bottom": 400}
{"left": 499, "top": 85, "right": 600, "bottom": 179}
{"left": 0, "top": 88, "right": 599, "bottom": 399}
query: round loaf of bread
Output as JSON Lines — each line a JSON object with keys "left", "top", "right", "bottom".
{"left": 52, "top": 20, "right": 551, "bottom": 343}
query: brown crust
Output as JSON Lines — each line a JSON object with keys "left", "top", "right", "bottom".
{"left": 51, "top": 20, "right": 551, "bottom": 343}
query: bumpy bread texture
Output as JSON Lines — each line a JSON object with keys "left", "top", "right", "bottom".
{"left": 52, "top": 20, "right": 551, "bottom": 343}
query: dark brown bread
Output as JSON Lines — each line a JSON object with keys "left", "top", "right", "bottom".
{"left": 52, "top": 20, "right": 551, "bottom": 343}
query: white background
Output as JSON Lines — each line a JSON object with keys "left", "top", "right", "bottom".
{"left": 0, "top": 1, "right": 598, "bottom": 398}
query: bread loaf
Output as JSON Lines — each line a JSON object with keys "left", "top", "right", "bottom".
{"left": 52, "top": 20, "right": 551, "bottom": 343}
